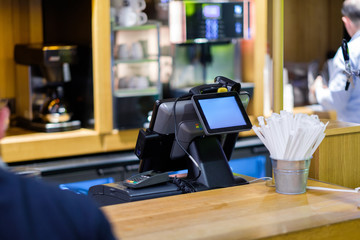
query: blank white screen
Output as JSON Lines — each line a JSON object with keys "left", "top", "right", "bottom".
{"left": 198, "top": 96, "right": 246, "bottom": 129}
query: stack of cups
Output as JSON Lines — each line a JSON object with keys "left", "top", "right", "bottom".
{"left": 113, "top": 0, "right": 148, "bottom": 27}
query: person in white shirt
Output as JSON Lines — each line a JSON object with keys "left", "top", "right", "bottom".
{"left": 311, "top": 0, "right": 360, "bottom": 123}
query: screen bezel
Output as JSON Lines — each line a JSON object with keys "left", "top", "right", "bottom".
{"left": 191, "top": 91, "right": 252, "bottom": 135}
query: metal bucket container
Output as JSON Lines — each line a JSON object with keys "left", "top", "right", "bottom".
{"left": 271, "top": 157, "right": 311, "bottom": 194}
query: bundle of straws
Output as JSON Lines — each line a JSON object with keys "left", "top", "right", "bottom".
{"left": 252, "top": 110, "right": 328, "bottom": 160}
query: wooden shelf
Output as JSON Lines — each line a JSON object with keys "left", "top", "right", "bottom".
{"left": 113, "top": 57, "right": 158, "bottom": 64}
{"left": 112, "top": 21, "right": 159, "bottom": 31}
{"left": 0, "top": 128, "right": 139, "bottom": 163}
{"left": 113, "top": 87, "right": 159, "bottom": 98}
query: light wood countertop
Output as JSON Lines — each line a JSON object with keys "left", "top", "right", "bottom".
{"left": 322, "top": 119, "right": 360, "bottom": 136}
{"left": 311, "top": 120, "right": 360, "bottom": 189}
{"left": 102, "top": 179, "right": 360, "bottom": 240}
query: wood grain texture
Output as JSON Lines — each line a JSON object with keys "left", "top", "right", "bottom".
{"left": 92, "top": 0, "right": 113, "bottom": 134}
{"left": 317, "top": 132, "right": 360, "bottom": 188}
{"left": 0, "top": 0, "right": 43, "bottom": 99}
{"left": 309, "top": 120, "right": 360, "bottom": 188}
{"left": 102, "top": 180, "right": 360, "bottom": 240}
{"left": 0, "top": 0, "right": 15, "bottom": 99}
{"left": 272, "top": 0, "right": 284, "bottom": 113}
{"left": 284, "top": 0, "right": 343, "bottom": 64}
{"left": 250, "top": 0, "right": 267, "bottom": 117}
{"left": 0, "top": 129, "right": 138, "bottom": 163}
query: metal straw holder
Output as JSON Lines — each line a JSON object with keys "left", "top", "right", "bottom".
{"left": 271, "top": 157, "right": 311, "bottom": 194}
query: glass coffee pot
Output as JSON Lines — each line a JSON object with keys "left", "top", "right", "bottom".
{"left": 40, "top": 86, "right": 71, "bottom": 123}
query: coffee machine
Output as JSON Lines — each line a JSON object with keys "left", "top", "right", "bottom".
{"left": 14, "top": 44, "right": 81, "bottom": 132}
{"left": 167, "top": 1, "right": 253, "bottom": 98}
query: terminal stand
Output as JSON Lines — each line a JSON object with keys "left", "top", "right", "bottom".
{"left": 188, "top": 136, "right": 236, "bottom": 189}
{"left": 89, "top": 77, "right": 252, "bottom": 206}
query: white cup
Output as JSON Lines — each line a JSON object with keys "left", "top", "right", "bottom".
{"left": 111, "top": 0, "right": 123, "bottom": 9}
{"left": 117, "top": 7, "right": 137, "bottom": 27}
{"left": 117, "top": 7, "right": 147, "bottom": 27}
{"left": 139, "top": 40, "right": 148, "bottom": 58}
{"left": 129, "top": 0, "right": 146, "bottom": 12}
{"left": 136, "top": 12, "right": 148, "bottom": 26}
{"left": 128, "top": 76, "right": 138, "bottom": 89}
{"left": 131, "top": 42, "right": 144, "bottom": 59}
{"left": 118, "top": 76, "right": 130, "bottom": 88}
{"left": 136, "top": 76, "right": 149, "bottom": 89}
{"left": 117, "top": 44, "right": 129, "bottom": 59}
{"left": 127, "top": 76, "right": 149, "bottom": 89}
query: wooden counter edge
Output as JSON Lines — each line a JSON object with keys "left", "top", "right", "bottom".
{"left": 0, "top": 128, "right": 138, "bottom": 163}
{"left": 262, "top": 218, "right": 360, "bottom": 240}
{"left": 324, "top": 119, "right": 360, "bottom": 136}
{"left": 101, "top": 180, "right": 360, "bottom": 240}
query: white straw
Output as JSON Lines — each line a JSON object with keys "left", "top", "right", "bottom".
{"left": 253, "top": 110, "right": 327, "bottom": 160}
{"left": 252, "top": 126, "right": 272, "bottom": 155}
{"left": 307, "top": 186, "right": 360, "bottom": 193}
{"left": 307, "top": 133, "right": 326, "bottom": 158}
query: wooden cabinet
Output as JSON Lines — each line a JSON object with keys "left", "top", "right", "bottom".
{"left": 0, "top": 0, "right": 269, "bottom": 163}
{"left": 310, "top": 120, "right": 360, "bottom": 189}
{"left": 0, "top": 0, "right": 43, "bottom": 99}
{"left": 0, "top": 0, "right": 139, "bottom": 163}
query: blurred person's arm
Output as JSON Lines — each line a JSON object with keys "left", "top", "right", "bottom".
{"left": 0, "top": 105, "right": 10, "bottom": 139}
{"left": 313, "top": 48, "right": 352, "bottom": 112}
{"left": 0, "top": 105, "right": 10, "bottom": 167}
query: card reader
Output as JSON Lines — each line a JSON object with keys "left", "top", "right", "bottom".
{"left": 88, "top": 181, "right": 182, "bottom": 206}
{"left": 123, "top": 170, "right": 170, "bottom": 189}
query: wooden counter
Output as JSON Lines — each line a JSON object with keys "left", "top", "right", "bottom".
{"left": 102, "top": 179, "right": 360, "bottom": 240}
{"left": 293, "top": 106, "right": 337, "bottom": 120}
{"left": 311, "top": 120, "right": 360, "bottom": 189}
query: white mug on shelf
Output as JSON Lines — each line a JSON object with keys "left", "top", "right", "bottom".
{"left": 118, "top": 76, "right": 130, "bottom": 89}
{"left": 136, "top": 12, "right": 148, "bottom": 26}
{"left": 137, "top": 12, "right": 148, "bottom": 25}
{"left": 111, "top": 0, "right": 123, "bottom": 9}
{"left": 127, "top": 76, "right": 138, "bottom": 89}
{"left": 132, "top": 0, "right": 147, "bottom": 26}
{"left": 116, "top": 43, "right": 129, "bottom": 59}
{"left": 136, "top": 76, "right": 149, "bottom": 89}
{"left": 130, "top": 42, "right": 144, "bottom": 59}
{"left": 117, "top": 7, "right": 137, "bottom": 27}
{"left": 129, "top": 0, "right": 146, "bottom": 12}
{"left": 128, "top": 76, "right": 149, "bottom": 89}
{"left": 117, "top": 7, "right": 147, "bottom": 27}
{"left": 117, "top": 0, "right": 147, "bottom": 27}
{"left": 139, "top": 40, "right": 148, "bottom": 58}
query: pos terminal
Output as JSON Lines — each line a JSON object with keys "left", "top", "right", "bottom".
{"left": 89, "top": 76, "right": 252, "bottom": 206}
